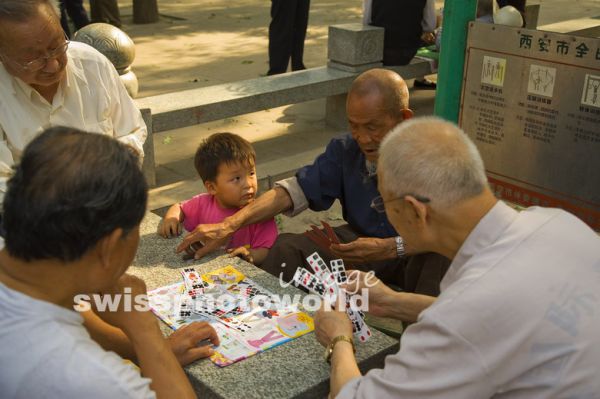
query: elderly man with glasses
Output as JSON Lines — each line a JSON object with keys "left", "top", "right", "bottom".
{"left": 177, "top": 68, "right": 450, "bottom": 297}
{"left": 314, "top": 117, "right": 600, "bottom": 398}
{"left": 0, "top": 0, "right": 146, "bottom": 202}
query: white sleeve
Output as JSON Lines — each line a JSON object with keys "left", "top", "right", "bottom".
{"left": 105, "top": 61, "right": 147, "bottom": 158}
{"left": 0, "top": 125, "right": 15, "bottom": 209}
{"left": 421, "top": 0, "right": 437, "bottom": 32}
{"left": 274, "top": 176, "right": 309, "bottom": 217}
{"left": 336, "top": 314, "right": 494, "bottom": 398}
{"left": 17, "top": 345, "right": 156, "bottom": 399}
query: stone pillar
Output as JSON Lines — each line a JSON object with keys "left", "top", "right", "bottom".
{"left": 325, "top": 23, "right": 384, "bottom": 129}
{"left": 73, "top": 23, "right": 139, "bottom": 98}
{"left": 140, "top": 108, "right": 156, "bottom": 187}
{"left": 524, "top": 4, "right": 540, "bottom": 29}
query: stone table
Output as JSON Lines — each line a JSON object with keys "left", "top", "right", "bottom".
{"left": 129, "top": 212, "right": 399, "bottom": 399}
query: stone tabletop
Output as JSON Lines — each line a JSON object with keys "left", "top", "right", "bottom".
{"left": 129, "top": 212, "right": 399, "bottom": 399}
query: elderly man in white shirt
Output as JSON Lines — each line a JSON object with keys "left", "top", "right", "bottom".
{"left": 314, "top": 117, "right": 600, "bottom": 398}
{"left": 0, "top": 0, "right": 146, "bottom": 198}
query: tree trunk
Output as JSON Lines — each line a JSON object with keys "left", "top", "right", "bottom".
{"left": 133, "top": 0, "right": 159, "bottom": 24}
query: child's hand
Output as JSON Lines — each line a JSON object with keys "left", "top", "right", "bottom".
{"left": 159, "top": 203, "right": 184, "bottom": 238}
{"left": 227, "top": 246, "right": 253, "bottom": 264}
{"left": 160, "top": 217, "right": 182, "bottom": 238}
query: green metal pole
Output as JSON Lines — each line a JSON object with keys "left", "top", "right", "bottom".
{"left": 433, "top": 0, "right": 478, "bottom": 123}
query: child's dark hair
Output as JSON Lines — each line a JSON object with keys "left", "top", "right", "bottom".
{"left": 194, "top": 132, "right": 256, "bottom": 182}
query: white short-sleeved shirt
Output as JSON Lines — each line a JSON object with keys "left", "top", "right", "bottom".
{"left": 0, "top": 282, "right": 156, "bottom": 398}
{"left": 338, "top": 202, "right": 600, "bottom": 398}
{"left": 0, "top": 41, "right": 147, "bottom": 201}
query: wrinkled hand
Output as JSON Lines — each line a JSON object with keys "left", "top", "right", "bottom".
{"left": 159, "top": 217, "right": 182, "bottom": 238}
{"left": 343, "top": 270, "right": 396, "bottom": 318}
{"left": 176, "top": 222, "right": 234, "bottom": 258}
{"left": 179, "top": 236, "right": 230, "bottom": 260}
{"left": 92, "top": 274, "right": 152, "bottom": 334}
{"left": 227, "top": 246, "right": 253, "bottom": 263}
{"left": 330, "top": 237, "right": 396, "bottom": 264}
{"left": 167, "top": 321, "right": 220, "bottom": 366}
{"left": 314, "top": 298, "right": 353, "bottom": 347}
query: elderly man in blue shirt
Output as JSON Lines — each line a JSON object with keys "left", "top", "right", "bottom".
{"left": 177, "top": 69, "right": 449, "bottom": 295}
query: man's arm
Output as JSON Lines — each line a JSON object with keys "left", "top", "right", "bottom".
{"left": 330, "top": 237, "right": 397, "bottom": 263}
{"left": 83, "top": 308, "right": 219, "bottom": 366}
{"left": 330, "top": 341, "right": 361, "bottom": 397}
{"left": 345, "top": 270, "right": 435, "bottom": 322}
{"left": 226, "top": 186, "right": 293, "bottom": 232}
{"left": 177, "top": 186, "right": 293, "bottom": 256}
{"left": 103, "top": 56, "right": 147, "bottom": 158}
{"left": 82, "top": 309, "right": 137, "bottom": 361}
{"left": 95, "top": 275, "right": 195, "bottom": 399}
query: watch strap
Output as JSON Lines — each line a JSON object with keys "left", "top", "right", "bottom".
{"left": 395, "top": 236, "right": 405, "bottom": 258}
{"left": 325, "top": 335, "right": 355, "bottom": 364}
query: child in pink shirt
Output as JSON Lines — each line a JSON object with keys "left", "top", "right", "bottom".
{"left": 159, "top": 133, "right": 277, "bottom": 265}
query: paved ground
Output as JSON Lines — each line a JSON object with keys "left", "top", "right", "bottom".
{"left": 89, "top": 0, "right": 599, "bottom": 231}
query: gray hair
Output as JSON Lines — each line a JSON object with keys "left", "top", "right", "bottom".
{"left": 379, "top": 116, "right": 488, "bottom": 209}
{"left": 0, "top": 0, "right": 60, "bottom": 23}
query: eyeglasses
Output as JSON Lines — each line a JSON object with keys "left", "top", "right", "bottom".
{"left": 1, "top": 39, "right": 69, "bottom": 72}
{"left": 370, "top": 194, "right": 431, "bottom": 213}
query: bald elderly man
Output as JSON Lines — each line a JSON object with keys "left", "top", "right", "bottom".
{"left": 0, "top": 0, "right": 146, "bottom": 200}
{"left": 314, "top": 117, "right": 600, "bottom": 398}
{"left": 175, "top": 68, "right": 450, "bottom": 296}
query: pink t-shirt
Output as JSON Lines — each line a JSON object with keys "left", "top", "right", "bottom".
{"left": 181, "top": 193, "right": 278, "bottom": 249}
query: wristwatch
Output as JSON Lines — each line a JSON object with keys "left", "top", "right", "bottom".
{"left": 324, "top": 335, "right": 355, "bottom": 364}
{"left": 395, "top": 236, "right": 405, "bottom": 258}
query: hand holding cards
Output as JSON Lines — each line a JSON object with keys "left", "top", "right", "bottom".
{"left": 293, "top": 252, "right": 372, "bottom": 342}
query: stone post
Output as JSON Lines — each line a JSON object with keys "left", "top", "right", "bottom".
{"left": 140, "top": 108, "right": 156, "bottom": 187}
{"left": 73, "top": 23, "right": 139, "bottom": 98}
{"left": 325, "top": 23, "right": 384, "bottom": 129}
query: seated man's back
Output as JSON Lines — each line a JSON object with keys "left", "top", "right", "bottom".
{"left": 400, "top": 204, "right": 600, "bottom": 397}
{"left": 0, "top": 284, "right": 154, "bottom": 398}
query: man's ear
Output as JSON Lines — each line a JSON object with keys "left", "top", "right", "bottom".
{"left": 404, "top": 195, "right": 428, "bottom": 226}
{"left": 204, "top": 180, "right": 217, "bottom": 195}
{"left": 97, "top": 228, "right": 124, "bottom": 269}
{"left": 401, "top": 108, "right": 414, "bottom": 121}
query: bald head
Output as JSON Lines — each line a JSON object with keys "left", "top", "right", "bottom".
{"left": 348, "top": 69, "right": 410, "bottom": 119}
{"left": 379, "top": 117, "right": 488, "bottom": 208}
{"left": 0, "top": 0, "right": 58, "bottom": 23}
{"left": 0, "top": 0, "right": 59, "bottom": 47}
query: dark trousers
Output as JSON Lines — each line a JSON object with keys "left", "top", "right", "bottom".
{"left": 90, "top": 0, "right": 122, "bottom": 28}
{"left": 267, "top": 0, "right": 310, "bottom": 75}
{"left": 59, "top": 0, "right": 90, "bottom": 37}
{"left": 260, "top": 224, "right": 450, "bottom": 297}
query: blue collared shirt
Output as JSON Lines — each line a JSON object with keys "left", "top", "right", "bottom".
{"left": 295, "top": 133, "right": 397, "bottom": 238}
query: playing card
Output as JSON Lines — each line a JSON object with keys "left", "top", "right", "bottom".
{"left": 181, "top": 267, "right": 209, "bottom": 298}
{"left": 344, "top": 293, "right": 371, "bottom": 342}
{"left": 306, "top": 252, "right": 336, "bottom": 288}
{"left": 292, "top": 267, "right": 336, "bottom": 298}
{"left": 330, "top": 259, "right": 347, "bottom": 285}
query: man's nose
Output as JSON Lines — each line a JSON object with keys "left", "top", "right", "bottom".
{"left": 42, "top": 57, "right": 61, "bottom": 73}
{"left": 355, "top": 129, "right": 373, "bottom": 144}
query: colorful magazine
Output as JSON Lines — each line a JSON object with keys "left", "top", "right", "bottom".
{"left": 148, "top": 265, "right": 314, "bottom": 367}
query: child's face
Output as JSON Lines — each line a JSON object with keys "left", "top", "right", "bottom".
{"left": 206, "top": 160, "right": 258, "bottom": 209}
